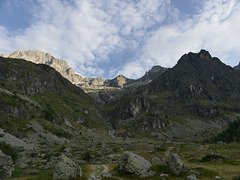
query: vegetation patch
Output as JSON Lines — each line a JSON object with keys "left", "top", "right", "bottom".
{"left": 201, "top": 154, "right": 225, "bottom": 162}
{"left": 0, "top": 141, "right": 18, "bottom": 163}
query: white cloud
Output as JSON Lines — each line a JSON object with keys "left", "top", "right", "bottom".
{"left": 118, "top": 0, "right": 240, "bottom": 79}
{"left": 0, "top": 0, "right": 174, "bottom": 78}
{"left": 2, "top": 0, "right": 239, "bottom": 79}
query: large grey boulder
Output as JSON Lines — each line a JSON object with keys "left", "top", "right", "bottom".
{"left": 167, "top": 152, "right": 185, "bottom": 175}
{"left": 53, "top": 154, "right": 82, "bottom": 180}
{"left": 0, "top": 150, "right": 13, "bottom": 178}
{"left": 118, "top": 151, "right": 155, "bottom": 177}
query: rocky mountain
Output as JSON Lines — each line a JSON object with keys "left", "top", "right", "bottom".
{"left": 234, "top": 62, "right": 240, "bottom": 70}
{"left": 0, "top": 50, "right": 167, "bottom": 91}
{"left": 136, "top": 65, "right": 167, "bottom": 84}
{"left": 0, "top": 50, "right": 87, "bottom": 84}
{"left": 2, "top": 50, "right": 240, "bottom": 179}
{"left": 0, "top": 56, "right": 108, "bottom": 142}
{"left": 110, "top": 50, "right": 240, "bottom": 140}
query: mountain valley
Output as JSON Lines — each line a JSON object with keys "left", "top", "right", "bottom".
{"left": 1, "top": 50, "right": 240, "bottom": 179}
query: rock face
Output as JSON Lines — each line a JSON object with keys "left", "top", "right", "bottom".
{"left": 106, "top": 75, "right": 135, "bottom": 88}
{"left": 118, "top": 151, "right": 154, "bottom": 177}
{"left": 168, "top": 152, "right": 185, "bottom": 175}
{"left": 53, "top": 154, "right": 82, "bottom": 180}
{"left": 137, "top": 65, "right": 167, "bottom": 83}
{"left": 0, "top": 50, "right": 167, "bottom": 92}
{"left": 0, "top": 150, "right": 13, "bottom": 178}
{"left": 0, "top": 50, "right": 86, "bottom": 85}
{"left": 111, "top": 50, "right": 240, "bottom": 139}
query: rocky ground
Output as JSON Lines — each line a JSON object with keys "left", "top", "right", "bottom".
{"left": 1, "top": 126, "right": 240, "bottom": 180}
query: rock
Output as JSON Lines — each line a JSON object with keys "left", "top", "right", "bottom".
{"left": 0, "top": 150, "right": 13, "bottom": 178}
{"left": 187, "top": 174, "right": 198, "bottom": 180}
{"left": 160, "top": 173, "right": 169, "bottom": 180}
{"left": 19, "top": 163, "right": 29, "bottom": 169}
{"left": 23, "top": 169, "right": 39, "bottom": 175}
{"left": 53, "top": 154, "right": 82, "bottom": 180}
{"left": 160, "top": 173, "right": 169, "bottom": 177}
{"left": 187, "top": 170, "right": 200, "bottom": 176}
{"left": 118, "top": 151, "right": 153, "bottom": 177}
{"left": 167, "top": 152, "right": 185, "bottom": 175}
{"left": 215, "top": 158, "right": 223, "bottom": 163}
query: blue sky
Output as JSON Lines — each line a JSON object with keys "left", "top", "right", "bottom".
{"left": 0, "top": 0, "right": 240, "bottom": 79}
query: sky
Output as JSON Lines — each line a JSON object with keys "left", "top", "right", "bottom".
{"left": 0, "top": 0, "right": 240, "bottom": 79}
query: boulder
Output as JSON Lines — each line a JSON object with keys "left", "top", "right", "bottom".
{"left": 118, "top": 151, "right": 154, "bottom": 177}
{"left": 187, "top": 174, "right": 198, "bottom": 180}
{"left": 167, "top": 152, "right": 185, "bottom": 175}
{"left": 53, "top": 154, "right": 82, "bottom": 180}
{"left": 0, "top": 150, "right": 13, "bottom": 178}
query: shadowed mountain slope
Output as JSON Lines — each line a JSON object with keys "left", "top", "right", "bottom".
{"left": 110, "top": 50, "right": 240, "bottom": 140}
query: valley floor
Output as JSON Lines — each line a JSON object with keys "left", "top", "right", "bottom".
{"left": 3, "top": 132, "right": 240, "bottom": 180}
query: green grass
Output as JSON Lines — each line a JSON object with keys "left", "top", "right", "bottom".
{"left": 0, "top": 142, "right": 18, "bottom": 163}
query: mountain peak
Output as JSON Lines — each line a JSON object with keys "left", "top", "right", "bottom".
{"left": 198, "top": 49, "right": 212, "bottom": 60}
{"left": 178, "top": 49, "right": 214, "bottom": 68}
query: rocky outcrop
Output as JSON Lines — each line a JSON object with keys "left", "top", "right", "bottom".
{"left": 168, "top": 152, "right": 185, "bottom": 175}
{"left": 106, "top": 75, "right": 134, "bottom": 88}
{"left": 118, "top": 151, "right": 155, "bottom": 177}
{"left": 0, "top": 50, "right": 86, "bottom": 85}
{"left": 53, "top": 154, "right": 82, "bottom": 180}
{"left": 0, "top": 150, "right": 13, "bottom": 178}
{"left": 137, "top": 65, "right": 167, "bottom": 83}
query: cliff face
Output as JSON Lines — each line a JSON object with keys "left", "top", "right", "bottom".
{"left": 110, "top": 50, "right": 240, "bottom": 135}
{"left": 1, "top": 50, "right": 86, "bottom": 85}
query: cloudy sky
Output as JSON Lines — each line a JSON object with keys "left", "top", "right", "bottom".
{"left": 0, "top": 0, "right": 240, "bottom": 79}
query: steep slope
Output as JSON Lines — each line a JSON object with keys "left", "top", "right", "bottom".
{"left": 234, "top": 62, "right": 240, "bottom": 70}
{"left": 136, "top": 65, "right": 167, "bottom": 84}
{"left": 0, "top": 57, "right": 107, "bottom": 142}
{"left": 111, "top": 50, "right": 240, "bottom": 141}
{"left": 0, "top": 50, "right": 86, "bottom": 84}
{"left": 0, "top": 50, "right": 167, "bottom": 92}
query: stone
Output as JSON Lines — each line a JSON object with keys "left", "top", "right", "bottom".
{"left": 19, "top": 163, "right": 29, "bottom": 169}
{"left": 118, "top": 151, "right": 153, "bottom": 177}
{"left": 187, "top": 170, "right": 200, "bottom": 176}
{"left": 23, "top": 169, "right": 39, "bottom": 175}
{"left": 53, "top": 154, "right": 82, "bottom": 180}
{"left": 187, "top": 174, "right": 198, "bottom": 180}
{"left": 160, "top": 173, "right": 169, "bottom": 177}
{"left": 167, "top": 152, "right": 185, "bottom": 175}
{"left": 0, "top": 150, "right": 13, "bottom": 178}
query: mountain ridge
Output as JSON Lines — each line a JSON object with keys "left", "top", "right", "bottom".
{"left": 0, "top": 50, "right": 167, "bottom": 91}
{"left": 109, "top": 49, "right": 240, "bottom": 140}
